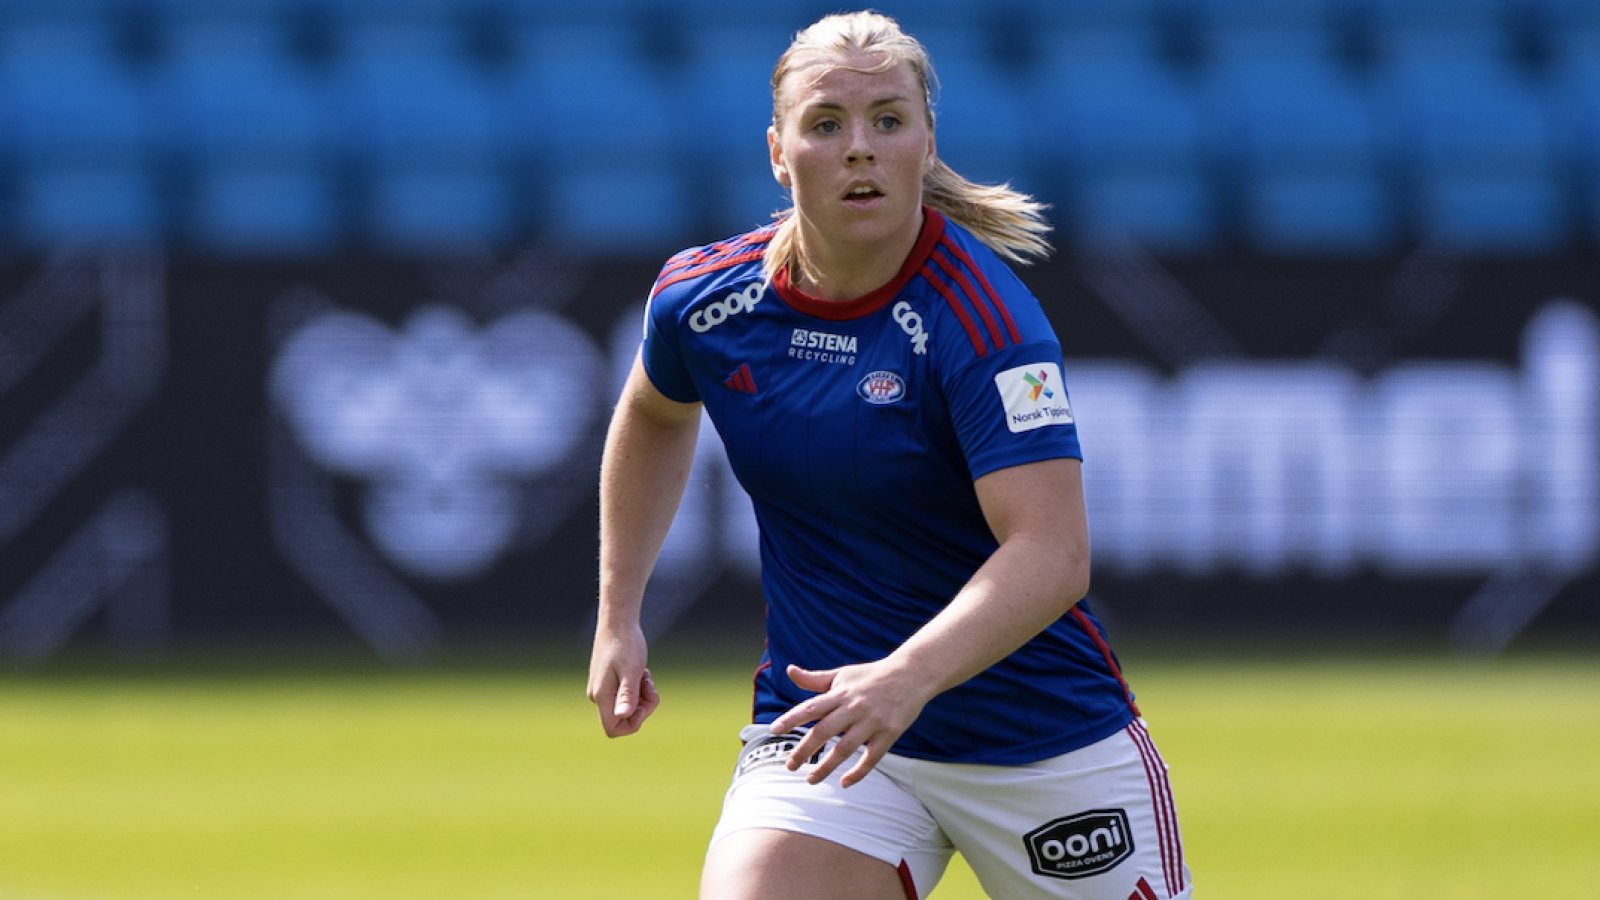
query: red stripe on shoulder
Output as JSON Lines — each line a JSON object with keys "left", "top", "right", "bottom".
{"left": 940, "top": 236, "right": 1023, "bottom": 345}
{"left": 920, "top": 264, "right": 989, "bottom": 357}
{"left": 931, "top": 247, "right": 1007, "bottom": 351}
{"left": 651, "top": 231, "right": 774, "bottom": 298}
{"left": 651, "top": 246, "right": 767, "bottom": 299}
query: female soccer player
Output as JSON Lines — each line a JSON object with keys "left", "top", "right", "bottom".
{"left": 588, "top": 11, "right": 1191, "bottom": 899}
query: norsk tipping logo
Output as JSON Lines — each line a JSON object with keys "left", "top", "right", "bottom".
{"left": 1024, "top": 369, "right": 1054, "bottom": 401}
{"left": 997, "top": 362, "right": 1073, "bottom": 434}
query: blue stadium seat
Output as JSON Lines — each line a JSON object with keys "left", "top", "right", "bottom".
{"left": 1189, "top": 0, "right": 1353, "bottom": 59}
{"left": 499, "top": 23, "right": 694, "bottom": 246}
{"left": 16, "top": 162, "right": 165, "bottom": 247}
{"left": 1551, "top": 28, "right": 1600, "bottom": 243}
{"left": 1031, "top": 35, "right": 1218, "bottom": 251}
{"left": 331, "top": 22, "right": 500, "bottom": 166}
{"left": 1029, "top": 0, "right": 1166, "bottom": 33}
{"left": 0, "top": 23, "right": 153, "bottom": 164}
{"left": 0, "top": 22, "right": 166, "bottom": 246}
{"left": 325, "top": 22, "right": 510, "bottom": 249}
{"left": 0, "top": 0, "right": 117, "bottom": 27}
{"left": 673, "top": 24, "right": 787, "bottom": 234}
{"left": 364, "top": 166, "right": 512, "bottom": 251}
{"left": 500, "top": 24, "right": 677, "bottom": 161}
{"left": 672, "top": 0, "right": 848, "bottom": 31}
{"left": 917, "top": 28, "right": 1031, "bottom": 189}
{"left": 544, "top": 161, "right": 695, "bottom": 253}
{"left": 160, "top": 21, "right": 331, "bottom": 161}
{"left": 1205, "top": 49, "right": 1396, "bottom": 253}
{"left": 187, "top": 162, "right": 343, "bottom": 256}
{"left": 1544, "top": 0, "right": 1600, "bottom": 31}
{"left": 158, "top": 21, "right": 341, "bottom": 253}
{"left": 1380, "top": 47, "right": 1567, "bottom": 251}
{"left": 500, "top": 0, "right": 661, "bottom": 28}
{"left": 1368, "top": 0, "right": 1516, "bottom": 60}
{"left": 136, "top": 0, "right": 290, "bottom": 27}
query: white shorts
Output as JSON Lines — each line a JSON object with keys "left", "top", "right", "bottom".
{"left": 709, "top": 719, "right": 1192, "bottom": 899}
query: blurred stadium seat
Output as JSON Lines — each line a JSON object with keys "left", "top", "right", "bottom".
{"left": 498, "top": 23, "right": 688, "bottom": 250}
{"left": 1189, "top": 0, "right": 1355, "bottom": 60}
{"left": 0, "top": 21, "right": 167, "bottom": 246}
{"left": 672, "top": 24, "right": 788, "bottom": 235}
{"left": 159, "top": 21, "right": 341, "bottom": 253}
{"left": 1380, "top": 43, "right": 1569, "bottom": 253}
{"left": 16, "top": 164, "right": 164, "bottom": 247}
{"left": 1205, "top": 48, "right": 1397, "bottom": 253}
{"left": 1034, "top": 34, "right": 1218, "bottom": 251}
{"left": 331, "top": 22, "right": 511, "bottom": 250}
{"left": 0, "top": 0, "right": 1592, "bottom": 255}
{"left": 917, "top": 27, "right": 1032, "bottom": 190}
{"left": 1550, "top": 27, "right": 1600, "bottom": 244}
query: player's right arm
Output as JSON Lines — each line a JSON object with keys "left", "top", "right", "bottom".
{"left": 588, "top": 349, "right": 702, "bottom": 738}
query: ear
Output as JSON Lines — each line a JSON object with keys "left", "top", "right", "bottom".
{"left": 924, "top": 133, "right": 937, "bottom": 175}
{"left": 768, "top": 125, "right": 792, "bottom": 188}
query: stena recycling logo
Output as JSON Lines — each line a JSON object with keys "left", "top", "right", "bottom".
{"left": 1024, "top": 809, "right": 1134, "bottom": 881}
{"left": 690, "top": 281, "right": 765, "bottom": 333}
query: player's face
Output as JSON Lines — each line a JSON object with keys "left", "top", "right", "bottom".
{"left": 769, "top": 52, "right": 935, "bottom": 263}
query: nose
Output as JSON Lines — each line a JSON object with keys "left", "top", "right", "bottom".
{"left": 845, "top": 122, "right": 875, "bottom": 164}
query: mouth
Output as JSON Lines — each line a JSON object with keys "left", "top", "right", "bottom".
{"left": 843, "top": 184, "right": 884, "bottom": 206}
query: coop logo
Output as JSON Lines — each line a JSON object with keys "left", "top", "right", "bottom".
{"left": 857, "top": 370, "right": 906, "bottom": 405}
{"left": 892, "top": 300, "right": 929, "bottom": 355}
{"left": 1024, "top": 809, "right": 1133, "bottom": 881}
{"left": 995, "top": 362, "right": 1073, "bottom": 433}
{"left": 690, "top": 281, "right": 765, "bottom": 333}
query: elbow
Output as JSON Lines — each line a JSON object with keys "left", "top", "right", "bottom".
{"left": 1062, "top": 535, "right": 1091, "bottom": 608}
{"left": 1063, "top": 564, "right": 1090, "bottom": 611}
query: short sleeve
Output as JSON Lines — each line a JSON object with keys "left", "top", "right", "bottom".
{"left": 640, "top": 290, "right": 700, "bottom": 403}
{"left": 942, "top": 339, "right": 1083, "bottom": 480}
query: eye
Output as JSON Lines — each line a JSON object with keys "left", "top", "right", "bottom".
{"left": 813, "top": 119, "right": 840, "bottom": 134}
{"left": 877, "top": 114, "right": 901, "bottom": 131}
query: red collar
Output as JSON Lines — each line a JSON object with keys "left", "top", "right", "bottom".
{"left": 772, "top": 208, "right": 946, "bottom": 321}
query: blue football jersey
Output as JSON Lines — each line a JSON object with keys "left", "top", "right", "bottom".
{"left": 641, "top": 209, "right": 1138, "bottom": 764}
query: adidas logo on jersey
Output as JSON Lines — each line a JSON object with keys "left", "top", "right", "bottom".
{"left": 723, "top": 363, "right": 758, "bottom": 395}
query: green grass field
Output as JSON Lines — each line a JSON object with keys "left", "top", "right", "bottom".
{"left": 1, "top": 646, "right": 1596, "bottom": 899}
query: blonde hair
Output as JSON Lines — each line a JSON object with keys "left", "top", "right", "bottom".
{"left": 763, "top": 10, "right": 1052, "bottom": 285}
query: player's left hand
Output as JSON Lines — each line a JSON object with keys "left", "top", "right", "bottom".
{"left": 768, "top": 661, "right": 931, "bottom": 789}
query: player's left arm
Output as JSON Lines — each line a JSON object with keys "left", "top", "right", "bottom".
{"left": 772, "top": 456, "right": 1090, "bottom": 786}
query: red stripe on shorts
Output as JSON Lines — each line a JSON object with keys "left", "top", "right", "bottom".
{"left": 1128, "top": 720, "right": 1185, "bottom": 896}
{"left": 896, "top": 859, "right": 918, "bottom": 900}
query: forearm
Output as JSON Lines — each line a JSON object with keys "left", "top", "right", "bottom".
{"left": 596, "top": 365, "right": 701, "bottom": 632}
{"left": 887, "top": 529, "right": 1088, "bottom": 699}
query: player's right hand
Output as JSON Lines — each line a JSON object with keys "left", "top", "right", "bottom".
{"left": 587, "top": 624, "right": 660, "bottom": 737}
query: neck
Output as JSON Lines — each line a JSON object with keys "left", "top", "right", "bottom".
{"left": 791, "top": 209, "right": 925, "bottom": 302}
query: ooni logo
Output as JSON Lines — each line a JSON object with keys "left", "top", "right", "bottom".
{"left": 271, "top": 305, "right": 603, "bottom": 581}
{"left": 857, "top": 370, "right": 906, "bottom": 405}
{"left": 690, "top": 281, "right": 765, "bottom": 333}
{"left": 1024, "top": 809, "right": 1133, "bottom": 880}
{"left": 892, "top": 300, "right": 929, "bottom": 355}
